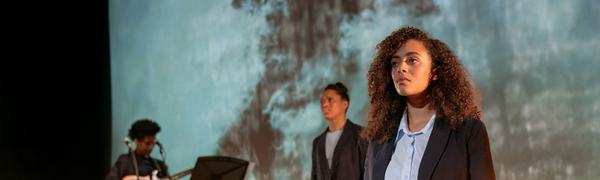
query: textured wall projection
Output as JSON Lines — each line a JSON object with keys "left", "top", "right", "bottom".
{"left": 110, "top": 0, "right": 600, "bottom": 179}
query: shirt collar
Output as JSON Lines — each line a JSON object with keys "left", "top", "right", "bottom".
{"left": 395, "top": 109, "right": 436, "bottom": 141}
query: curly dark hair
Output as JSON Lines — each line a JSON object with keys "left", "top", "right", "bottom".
{"left": 361, "top": 26, "right": 481, "bottom": 143}
{"left": 128, "top": 118, "right": 161, "bottom": 140}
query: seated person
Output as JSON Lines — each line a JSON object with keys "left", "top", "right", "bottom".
{"left": 105, "top": 119, "right": 169, "bottom": 180}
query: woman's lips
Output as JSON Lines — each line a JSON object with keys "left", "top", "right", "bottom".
{"left": 396, "top": 77, "right": 410, "bottom": 85}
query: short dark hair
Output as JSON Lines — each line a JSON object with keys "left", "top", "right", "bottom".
{"left": 128, "top": 119, "right": 161, "bottom": 140}
{"left": 324, "top": 82, "right": 350, "bottom": 104}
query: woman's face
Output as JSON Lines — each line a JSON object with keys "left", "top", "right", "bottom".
{"left": 320, "top": 89, "right": 348, "bottom": 121}
{"left": 390, "top": 39, "right": 434, "bottom": 97}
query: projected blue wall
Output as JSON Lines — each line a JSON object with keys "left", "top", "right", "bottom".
{"left": 110, "top": 0, "right": 600, "bottom": 179}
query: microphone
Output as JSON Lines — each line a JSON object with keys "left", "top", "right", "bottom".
{"left": 153, "top": 141, "right": 168, "bottom": 179}
{"left": 156, "top": 141, "right": 167, "bottom": 162}
{"left": 156, "top": 141, "right": 164, "bottom": 149}
{"left": 124, "top": 137, "right": 139, "bottom": 180}
{"left": 124, "top": 137, "right": 132, "bottom": 150}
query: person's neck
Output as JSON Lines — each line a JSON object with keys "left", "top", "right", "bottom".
{"left": 327, "top": 115, "right": 347, "bottom": 132}
{"left": 406, "top": 94, "right": 435, "bottom": 132}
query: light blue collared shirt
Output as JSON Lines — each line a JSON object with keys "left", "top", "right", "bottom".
{"left": 384, "top": 110, "right": 436, "bottom": 180}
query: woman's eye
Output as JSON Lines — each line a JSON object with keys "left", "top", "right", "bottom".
{"left": 407, "top": 58, "right": 417, "bottom": 65}
{"left": 391, "top": 61, "right": 398, "bottom": 67}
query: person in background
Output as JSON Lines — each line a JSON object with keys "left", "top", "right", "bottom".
{"left": 312, "top": 82, "right": 368, "bottom": 180}
{"left": 105, "top": 119, "right": 169, "bottom": 180}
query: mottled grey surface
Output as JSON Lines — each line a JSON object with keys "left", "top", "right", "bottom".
{"left": 110, "top": 0, "right": 600, "bottom": 179}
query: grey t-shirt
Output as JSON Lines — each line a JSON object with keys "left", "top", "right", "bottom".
{"left": 325, "top": 129, "right": 343, "bottom": 168}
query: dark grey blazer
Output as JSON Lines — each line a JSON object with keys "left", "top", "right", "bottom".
{"left": 312, "top": 120, "right": 368, "bottom": 180}
{"left": 364, "top": 118, "right": 495, "bottom": 180}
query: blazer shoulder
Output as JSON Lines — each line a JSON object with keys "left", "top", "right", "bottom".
{"left": 456, "top": 118, "right": 487, "bottom": 139}
{"left": 460, "top": 118, "right": 486, "bottom": 129}
{"left": 312, "top": 130, "right": 327, "bottom": 145}
{"left": 346, "top": 119, "right": 364, "bottom": 132}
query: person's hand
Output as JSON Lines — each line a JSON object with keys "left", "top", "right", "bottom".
{"left": 121, "top": 175, "right": 151, "bottom": 180}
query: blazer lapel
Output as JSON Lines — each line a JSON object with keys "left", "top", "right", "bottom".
{"left": 418, "top": 118, "right": 452, "bottom": 180}
{"left": 372, "top": 140, "right": 396, "bottom": 180}
{"left": 317, "top": 130, "right": 331, "bottom": 179}
{"left": 370, "top": 118, "right": 400, "bottom": 180}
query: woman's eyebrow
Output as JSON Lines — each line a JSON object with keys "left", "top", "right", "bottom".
{"left": 405, "top": 52, "right": 421, "bottom": 57}
{"left": 392, "top": 51, "right": 421, "bottom": 59}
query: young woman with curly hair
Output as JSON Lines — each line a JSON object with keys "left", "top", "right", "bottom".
{"left": 362, "top": 27, "right": 495, "bottom": 180}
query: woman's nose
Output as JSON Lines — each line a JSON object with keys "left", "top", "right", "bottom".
{"left": 400, "top": 62, "right": 408, "bottom": 73}
{"left": 394, "top": 63, "right": 407, "bottom": 73}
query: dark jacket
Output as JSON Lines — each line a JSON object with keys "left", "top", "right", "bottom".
{"left": 105, "top": 153, "right": 169, "bottom": 180}
{"left": 312, "top": 120, "right": 368, "bottom": 180}
{"left": 364, "top": 118, "right": 495, "bottom": 180}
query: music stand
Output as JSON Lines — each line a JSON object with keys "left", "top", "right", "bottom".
{"left": 190, "top": 156, "right": 252, "bottom": 180}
